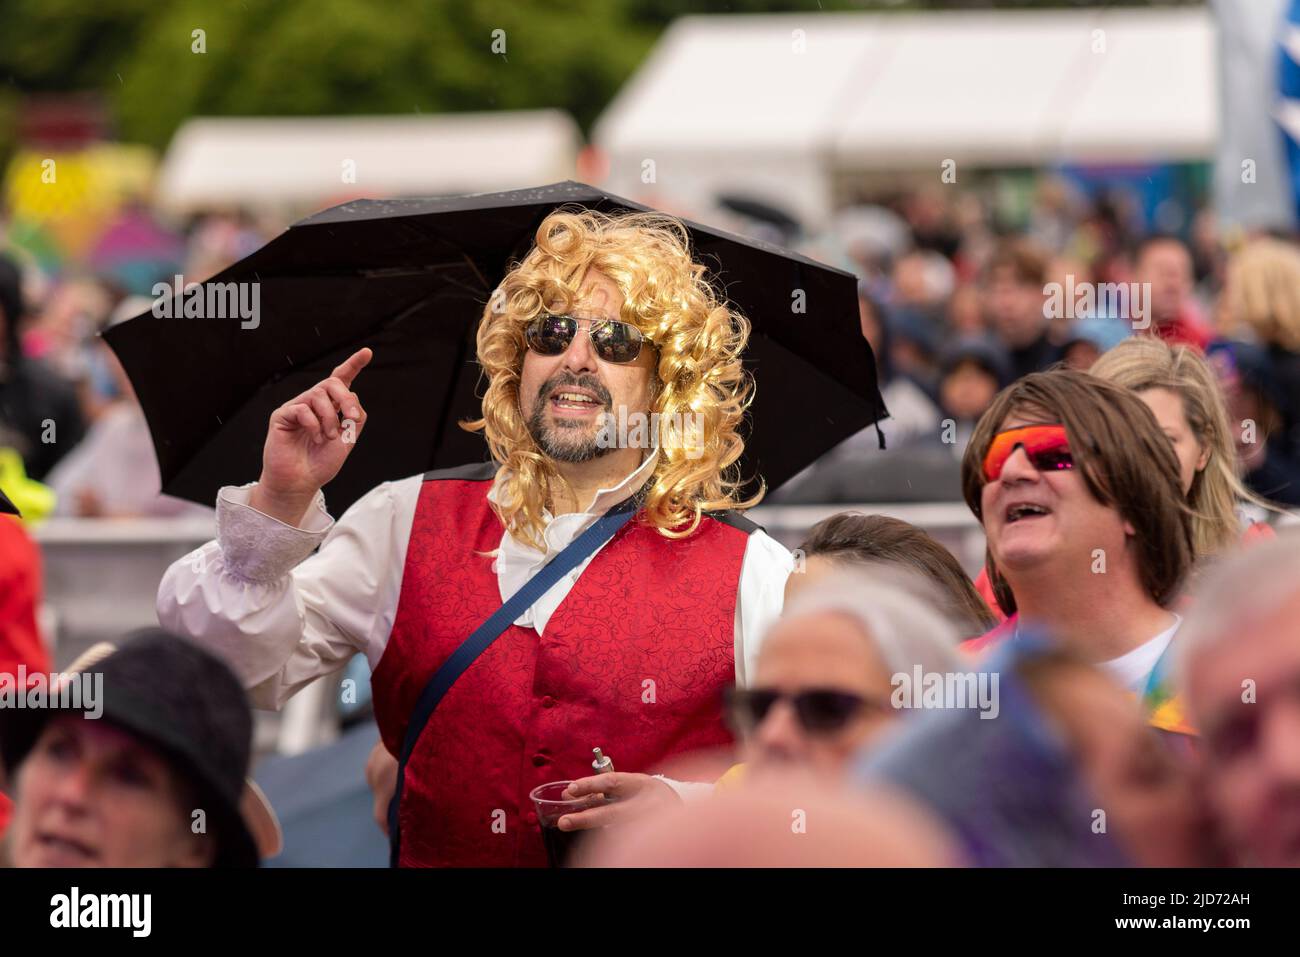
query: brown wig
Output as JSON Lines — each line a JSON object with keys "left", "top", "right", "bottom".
{"left": 959, "top": 369, "right": 1194, "bottom": 615}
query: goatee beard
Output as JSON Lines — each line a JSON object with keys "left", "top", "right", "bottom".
{"left": 526, "top": 373, "right": 613, "bottom": 463}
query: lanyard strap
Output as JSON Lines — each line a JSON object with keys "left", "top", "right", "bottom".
{"left": 387, "top": 493, "right": 640, "bottom": 866}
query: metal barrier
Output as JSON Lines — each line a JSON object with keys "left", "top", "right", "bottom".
{"left": 32, "top": 515, "right": 338, "bottom": 754}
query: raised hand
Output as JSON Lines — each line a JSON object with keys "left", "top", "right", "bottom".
{"left": 250, "top": 347, "right": 372, "bottom": 525}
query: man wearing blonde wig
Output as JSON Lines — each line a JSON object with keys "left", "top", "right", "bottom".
{"left": 158, "top": 209, "right": 793, "bottom": 866}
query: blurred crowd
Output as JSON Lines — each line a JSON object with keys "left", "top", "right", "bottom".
{"left": 0, "top": 204, "right": 278, "bottom": 519}
{"left": 767, "top": 181, "right": 1300, "bottom": 509}
{"left": 3, "top": 175, "right": 1300, "bottom": 869}
{"left": 3, "top": 180, "right": 1300, "bottom": 515}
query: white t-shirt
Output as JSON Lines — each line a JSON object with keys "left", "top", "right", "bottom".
{"left": 1099, "top": 615, "right": 1181, "bottom": 693}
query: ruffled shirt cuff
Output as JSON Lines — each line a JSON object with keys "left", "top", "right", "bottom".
{"left": 215, "top": 483, "right": 334, "bottom": 583}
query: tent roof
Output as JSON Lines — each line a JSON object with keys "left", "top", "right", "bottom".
{"left": 156, "top": 110, "right": 581, "bottom": 212}
{"left": 594, "top": 9, "right": 1218, "bottom": 168}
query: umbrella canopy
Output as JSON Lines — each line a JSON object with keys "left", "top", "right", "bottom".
{"left": 716, "top": 192, "right": 803, "bottom": 243}
{"left": 104, "top": 181, "right": 885, "bottom": 516}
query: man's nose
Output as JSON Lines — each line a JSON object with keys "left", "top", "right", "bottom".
{"left": 560, "top": 320, "right": 598, "bottom": 374}
{"left": 998, "top": 445, "right": 1041, "bottom": 484}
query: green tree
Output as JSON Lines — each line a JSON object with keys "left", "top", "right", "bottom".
{"left": 0, "top": 0, "right": 1203, "bottom": 162}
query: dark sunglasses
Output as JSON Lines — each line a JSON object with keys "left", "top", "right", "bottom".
{"left": 982, "top": 423, "right": 1075, "bottom": 482}
{"left": 524, "top": 314, "right": 648, "bottom": 365}
{"left": 724, "top": 686, "right": 886, "bottom": 735}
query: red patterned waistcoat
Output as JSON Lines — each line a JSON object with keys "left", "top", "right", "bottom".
{"left": 371, "top": 463, "right": 756, "bottom": 867}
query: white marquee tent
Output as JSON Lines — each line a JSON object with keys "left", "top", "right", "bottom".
{"left": 156, "top": 109, "right": 581, "bottom": 213}
{"left": 593, "top": 9, "right": 1218, "bottom": 228}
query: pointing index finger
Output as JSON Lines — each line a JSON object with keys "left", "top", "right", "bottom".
{"left": 331, "top": 347, "right": 373, "bottom": 388}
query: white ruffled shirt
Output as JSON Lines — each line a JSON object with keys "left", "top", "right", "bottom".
{"left": 156, "top": 453, "right": 793, "bottom": 714}
{"left": 489, "top": 452, "right": 657, "bottom": 631}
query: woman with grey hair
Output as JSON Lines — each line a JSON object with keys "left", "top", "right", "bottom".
{"left": 723, "top": 565, "right": 963, "bottom": 783}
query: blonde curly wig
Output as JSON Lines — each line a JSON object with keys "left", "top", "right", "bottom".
{"left": 462, "top": 207, "right": 762, "bottom": 549}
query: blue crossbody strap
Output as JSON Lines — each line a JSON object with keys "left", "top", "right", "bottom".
{"left": 387, "top": 492, "right": 640, "bottom": 865}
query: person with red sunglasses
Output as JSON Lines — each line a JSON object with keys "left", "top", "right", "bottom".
{"left": 958, "top": 370, "right": 1196, "bottom": 737}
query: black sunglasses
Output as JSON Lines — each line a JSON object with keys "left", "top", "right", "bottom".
{"left": 724, "top": 686, "right": 887, "bottom": 735}
{"left": 524, "top": 314, "right": 647, "bottom": 365}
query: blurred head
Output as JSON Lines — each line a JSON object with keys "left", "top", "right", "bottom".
{"left": 886, "top": 306, "right": 940, "bottom": 381}
{"left": 892, "top": 250, "right": 954, "bottom": 308}
{"left": 7, "top": 716, "right": 217, "bottom": 868}
{"left": 937, "top": 337, "right": 1010, "bottom": 423}
{"left": 1181, "top": 534, "right": 1300, "bottom": 865}
{"left": 1135, "top": 236, "right": 1194, "bottom": 328}
{"left": 738, "top": 568, "right": 960, "bottom": 778}
{"left": 948, "top": 283, "right": 985, "bottom": 336}
{"left": 1018, "top": 649, "right": 1212, "bottom": 867}
{"left": 581, "top": 773, "right": 959, "bottom": 867}
{"left": 1044, "top": 256, "right": 1092, "bottom": 338}
{"left": 0, "top": 629, "right": 266, "bottom": 869}
{"left": 961, "top": 370, "right": 1193, "bottom": 615}
{"left": 1059, "top": 317, "right": 1131, "bottom": 372}
{"left": 1061, "top": 339, "right": 1102, "bottom": 371}
{"left": 942, "top": 362, "right": 1000, "bottom": 420}
{"left": 983, "top": 239, "right": 1049, "bottom": 349}
{"left": 1091, "top": 335, "right": 1254, "bottom": 557}
{"left": 468, "top": 208, "right": 758, "bottom": 548}
{"left": 1220, "top": 236, "right": 1300, "bottom": 352}
{"left": 858, "top": 640, "right": 1208, "bottom": 866}
{"left": 788, "top": 512, "right": 995, "bottom": 636}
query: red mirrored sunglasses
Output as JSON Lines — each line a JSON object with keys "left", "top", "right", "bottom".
{"left": 982, "top": 424, "right": 1075, "bottom": 482}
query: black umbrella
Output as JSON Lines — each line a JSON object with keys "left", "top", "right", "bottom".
{"left": 716, "top": 192, "right": 803, "bottom": 242}
{"left": 105, "top": 181, "right": 885, "bottom": 516}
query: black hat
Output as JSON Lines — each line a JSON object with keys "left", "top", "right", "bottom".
{"left": 0, "top": 485, "right": 17, "bottom": 516}
{"left": 0, "top": 628, "right": 270, "bottom": 867}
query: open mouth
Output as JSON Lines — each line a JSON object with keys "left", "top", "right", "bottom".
{"left": 1005, "top": 503, "right": 1052, "bottom": 524}
{"left": 549, "top": 389, "right": 603, "bottom": 413}
{"left": 36, "top": 831, "right": 98, "bottom": 862}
